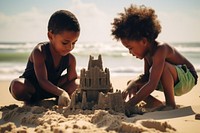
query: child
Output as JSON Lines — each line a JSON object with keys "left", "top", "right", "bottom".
{"left": 111, "top": 5, "right": 198, "bottom": 116}
{"left": 9, "top": 10, "right": 80, "bottom": 107}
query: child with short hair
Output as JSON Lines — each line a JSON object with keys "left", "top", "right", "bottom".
{"left": 9, "top": 10, "right": 80, "bottom": 106}
{"left": 111, "top": 4, "right": 198, "bottom": 116}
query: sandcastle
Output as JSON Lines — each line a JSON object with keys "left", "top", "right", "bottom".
{"left": 70, "top": 55, "right": 125, "bottom": 113}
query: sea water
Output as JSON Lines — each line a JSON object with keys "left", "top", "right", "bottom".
{"left": 0, "top": 42, "right": 200, "bottom": 80}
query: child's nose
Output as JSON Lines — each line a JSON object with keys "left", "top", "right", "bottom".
{"left": 70, "top": 44, "right": 73, "bottom": 49}
{"left": 67, "top": 43, "right": 74, "bottom": 50}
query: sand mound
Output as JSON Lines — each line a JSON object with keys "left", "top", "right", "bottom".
{"left": 0, "top": 100, "right": 176, "bottom": 133}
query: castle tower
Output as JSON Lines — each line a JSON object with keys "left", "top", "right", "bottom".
{"left": 88, "top": 55, "right": 103, "bottom": 70}
{"left": 80, "top": 55, "right": 113, "bottom": 102}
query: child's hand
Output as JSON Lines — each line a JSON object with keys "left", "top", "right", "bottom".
{"left": 124, "top": 101, "right": 146, "bottom": 117}
{"left": 123, "top": 74, "right": 148, "bottom": 100}
{"left": 122, "top": 88, "right": 135, "bottom": 100}
{"left": 58, "top": 90, "right": 71, "bottom": 107}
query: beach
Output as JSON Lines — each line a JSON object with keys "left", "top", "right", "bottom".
{"left": 1, "top": 0, "right": 200, "bottom": 132}
{"left": 0, "top": 75, "right": 200, "bottom": 133}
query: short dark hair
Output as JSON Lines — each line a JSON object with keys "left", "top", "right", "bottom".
{"left": 48, "top": 10, "right": 80, "bottom": 34}
{"left": 111, "top": 5, "right": 161, "bottom": 42}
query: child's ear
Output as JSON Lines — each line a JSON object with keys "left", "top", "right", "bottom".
{"left": 142, "top": 37, "right": 148, "bottom": 46}
{"left": 47, "top": 31, "right": 53, "bottom": 41}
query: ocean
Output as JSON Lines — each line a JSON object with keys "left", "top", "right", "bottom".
{"left": 0, "top": 42, "right": 200, "bottom": 81}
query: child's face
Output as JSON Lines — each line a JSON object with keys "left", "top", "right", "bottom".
{"left": 48, "top": 31, "right": 80, "bottom": 56}
{"left": 121, "top": 38, "right": 148, "bottom": 59}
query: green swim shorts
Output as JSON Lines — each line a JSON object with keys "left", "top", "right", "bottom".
{"left": 157, "top": 65, "right": 196, "bottom": 96}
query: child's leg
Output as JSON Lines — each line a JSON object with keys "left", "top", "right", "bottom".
{"left": 143, "top": 95, "right": 164, "bottom": 111}
{"left": 160, "top": 62, "right": 178, "bottom": 108}
{"left": 9, "top": 78, "right": 35, "bottom": 101}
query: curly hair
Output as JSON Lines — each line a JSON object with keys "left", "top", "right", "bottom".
{"left": 111, "top": 5, "right": 161, "bottom": 42}
{"left": 48, "top": 10, "right": 80, "bottom": 34}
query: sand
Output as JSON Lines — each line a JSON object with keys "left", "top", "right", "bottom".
{"left": 0, "top": 75, "right": 200, "bottom": 133}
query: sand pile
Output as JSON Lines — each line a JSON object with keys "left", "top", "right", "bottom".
{"left": 0, "top": 100, "right": 177, "bottom": 133}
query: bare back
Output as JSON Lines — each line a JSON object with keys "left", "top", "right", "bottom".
{"left": 144, "top": 42, "right": 196, "bottom": 75}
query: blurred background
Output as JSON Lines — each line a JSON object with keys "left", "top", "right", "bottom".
{"left": 0, "top": 0, "right": 200, "bottom": 80}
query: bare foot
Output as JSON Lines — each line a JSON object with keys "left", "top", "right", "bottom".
{"left": 145, "top": 103, "right": 166, "bottom": 112}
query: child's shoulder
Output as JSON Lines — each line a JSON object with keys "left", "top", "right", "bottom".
{"left": 156, "top": 41, "right": 173, "bottom": 51}
{"left": 34, "top": 42, "right": 49, "bottom": 49}
{"left": 152, "top": 41, "right": 175, "bottom": 57}
{"left": 31, "top": 42, "right": 49, "bottom": 54}
{"left": 30, "top": 42, "right": 49, "bottom": 61}
{"left": 157, "top": 41, "right": 170, "bottom": 47}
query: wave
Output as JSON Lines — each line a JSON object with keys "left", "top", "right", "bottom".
{"left": 0, "top": 42, "right": 34, "bottom": 52}
{"left": 175, "top": 47, "right": 200, "bottom": 53}
{"left": 0, "top": 42, "right": 200, "bottom": 80}
{"left": 0, "top": 52, "right": 29, "bottom": 62}
{"left": 1, "top": 62, "right": 200, "bottom": 80}
{"left": 0, "top": 42, "right": 200, "bottom": 56}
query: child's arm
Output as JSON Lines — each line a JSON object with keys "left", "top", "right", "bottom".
{"left": 122, "top": 58, "right": 150, "bottom": 100}
{"left": 58, "top": 54, "right": 78, "bottom": 96}
{"left": 31, "top": 46, "right": 64, "bottom": 97}
{"left": 144, "top": 57, "right": 151, "bottom": 75}
{"left": 58, "top": 54, "right": 78, "bottom": 87}
{"left": 57, "top": 55, "right": 78, "bottom": 106}
{"left": 126, "top": 45, "right": 168, "bottom": 107}
{"left": 32, "top": 46, "right": 72, "bottom": 106}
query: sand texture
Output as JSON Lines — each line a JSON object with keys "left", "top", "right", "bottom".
{"left": 0, "top": 75, "right": 200, "bottom": 133}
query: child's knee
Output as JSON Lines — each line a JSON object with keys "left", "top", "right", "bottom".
{"left": 162, "top": 62, "right": 170, "bottom": 72}
{"left": 10, "top": 79, "right": 19, "bottom": 92}
{"left": 161, "top": 62, "right": 178, "bottom": 82}
{"left": 9, "top": 79, "right": 25, "bottom": 99}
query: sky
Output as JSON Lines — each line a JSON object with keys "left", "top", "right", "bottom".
{"left": 0, "top": 0, "right": 200, "bottom": 43}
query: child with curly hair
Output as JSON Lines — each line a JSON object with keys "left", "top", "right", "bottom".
{"left": 9, "top": 10, "right": 80, "bottom": 107}
{"left": 111, "top": 4, "right": 198, "bottom": 116}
